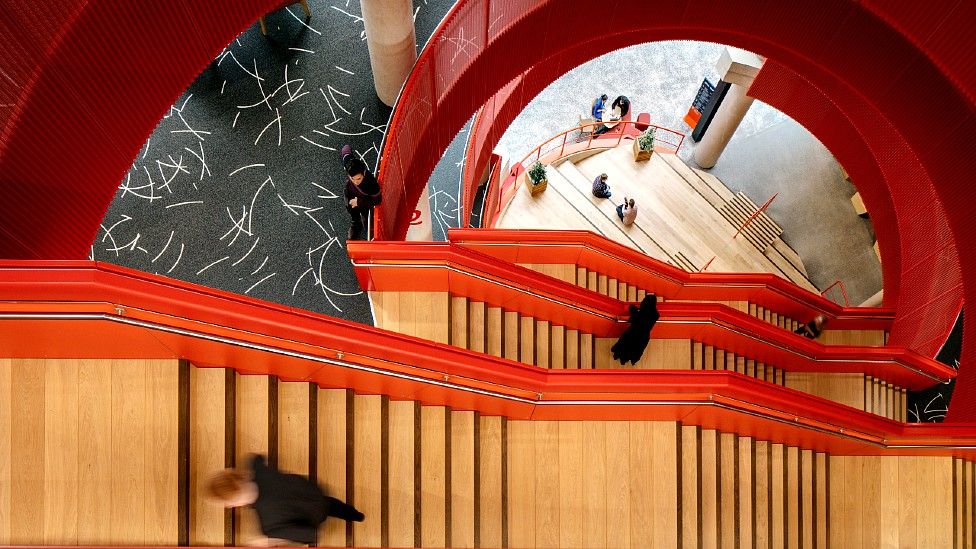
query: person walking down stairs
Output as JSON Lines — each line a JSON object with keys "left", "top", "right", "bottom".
{"left": 207, "top": 454, "right": 365, "bottom": 545}
{"left": 592, "top": 173, "right": 612, "bottom": 198}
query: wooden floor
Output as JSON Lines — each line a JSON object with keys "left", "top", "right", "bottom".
{"left": 497, "top": 145, "right": 817, "bottom": 292}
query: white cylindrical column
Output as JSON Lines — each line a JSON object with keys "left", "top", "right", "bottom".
{"left": 692, "top": 83, "right": 756, "bottom": 169}
{"left": 361, "top": 0, "right": 417, "bottom": 106}
{"left": 693, "top": 47, "right": 764, "bottom": 169}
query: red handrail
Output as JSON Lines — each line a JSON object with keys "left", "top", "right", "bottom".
{"left": 732, "top": 192, "right": 778, "bottom": 240}
{"left": 822, "top": 279, "right": 851, "bottom": 307}
{"left": 447, "top": 228, "right": 894, "bottom": 328}
{"left": 347, "top": 241, "right": 953, "bottom": 389}
{"left": 0, "top": 261, "right": 976, "bottom": 459}
{"left": 2, "top": 261, "right": 975, "bottom": 457}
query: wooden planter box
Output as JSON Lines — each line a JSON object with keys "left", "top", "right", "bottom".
{"left": 529, "top": 178, "right": 548, "bottom": 196}
{"left": 633, "top": 139, "right": 654, "bottom": 162}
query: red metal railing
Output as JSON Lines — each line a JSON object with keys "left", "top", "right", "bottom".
{"left": 822, "top": 279, "right": 851, "bottom": 307}
{"left": 3, "top": 261, "right": 976, "bottom": 456}
{"left": 481, "top": 120, "right": 684, "bottom": 227}
{"left": 732, "top": 192, "right": 778, "bottom": 240}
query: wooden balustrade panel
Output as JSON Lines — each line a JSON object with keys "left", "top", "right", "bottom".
{"left": 830, "top": 455, "right": 954, "bottom": 547}
{"left": 0, "top": 359, "right": 179, "bottom": 545}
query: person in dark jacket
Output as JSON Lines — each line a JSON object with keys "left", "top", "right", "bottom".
{"left": 592, "top": 173, "right": 612, "bottom": 198}
{"left": 207, "top": 454, "right": 364, "bottom": 545}
{"left": 341, "top": 144, "right": 382, "bottom": 241}
{"left": 794, "top": 314, "right": 827, "bottom": 339}
{"left": 611, "top": 293, "right": 660, "bottom": 365}
{"left": 611, "top": 95, "right": 631, "bottom": 118}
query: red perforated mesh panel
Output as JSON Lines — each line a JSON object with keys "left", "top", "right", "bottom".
{"left": 378, "top": 0, "right": 975, "bottom": 419}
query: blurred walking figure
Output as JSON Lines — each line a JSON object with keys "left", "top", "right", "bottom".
{"left": 208, "top": 454, "right": 364, "bottom": 546}
{"left": 794, "top": 314, "right": 827, "bottom": 339}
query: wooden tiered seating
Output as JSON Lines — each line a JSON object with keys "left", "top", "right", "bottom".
{"left": 498, "top": 142, "right": 816, "bottom": 289}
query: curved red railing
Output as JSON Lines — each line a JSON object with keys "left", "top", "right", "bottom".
{"left": 447, "top": 229, "right": 894, "bottom": 328}
{"left": 347, "top": 241, "right": 953, "bottom": 389}
{"left": 373, "top": 0, "right": 972, "bottom": 420}
{"left": 1, "top": 261, "right": 975, "bottom": 457}
{"left": 480, "top": 120, "right": 683, "bottom": 228}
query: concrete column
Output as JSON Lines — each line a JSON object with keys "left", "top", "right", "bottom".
{"left": 361, "top": 0, "right": 417, "bottom": 106}
{"left": 693, "top": 47, "right": 764, "bottom": 169}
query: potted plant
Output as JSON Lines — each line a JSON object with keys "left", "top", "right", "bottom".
{"left": 527, "top": 161, "right": 548, "bottom": 196}
{"left": 633, "top": 127, "right": 656, "bottom": 162}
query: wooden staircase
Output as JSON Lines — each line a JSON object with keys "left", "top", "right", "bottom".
{"left": 370, "top": 289, "right": 906, "bottom": 421}
{"left": 719, "top": 191, "right": 784, "bottom": 253}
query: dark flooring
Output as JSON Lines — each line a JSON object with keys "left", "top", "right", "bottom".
{"left": 95, "top": 0, "right": 455, "bottom": 325}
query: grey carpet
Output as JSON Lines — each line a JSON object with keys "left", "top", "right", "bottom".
{"left": 95, "top": 0, "right": 456, "bottom": 325}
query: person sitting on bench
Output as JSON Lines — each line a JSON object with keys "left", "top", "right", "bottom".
{"left": 794, "top": 315, "right": 827, "bottom": 339}
{"left": 592, "top": 173, "right": 612, "bottom": 199}
{"left": 616, "top": 197, "right": 637, "bottom": 226}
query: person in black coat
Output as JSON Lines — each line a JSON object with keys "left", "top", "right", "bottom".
{"left": 207, "top": 454, "right": 364, "bottom": 545}
{"left": 611, "top": 293, "right": 660, "bottom": 365}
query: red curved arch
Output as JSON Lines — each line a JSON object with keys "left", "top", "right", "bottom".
{"left": 377, "top": 1, "right": 975, "bottom": 418}
{"left": 0, "top": 0, "right": 285, "bottom": 259}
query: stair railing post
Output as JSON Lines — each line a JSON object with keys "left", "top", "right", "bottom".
{"left": 733, "top": 192, "right": 778, "bottom": 240}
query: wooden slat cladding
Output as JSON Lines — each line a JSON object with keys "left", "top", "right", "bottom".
{"left": 0, "top": 359, "right": 179, "bottom": 545}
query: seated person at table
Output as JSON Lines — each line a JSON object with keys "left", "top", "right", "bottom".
{"left": 592, "top": 173, "right": 612, "bottom": 199}
{"left": 591, "top": 94, "right": 608, "bottom": 120}
{"left": 616, "top": 198, "right": 638, "bottom": 225}
{"left": 612, "top": 95, "right": 631, "bottom": 118}
{"left": 794, "top": 314, "right": 827, "bottom": 339}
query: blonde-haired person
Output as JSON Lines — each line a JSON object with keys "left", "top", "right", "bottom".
{"left": 208, "top": 454, "right": 364, "bottom": 546}
{"left": 616, "top": 197, "right": 637, "bottom": 226}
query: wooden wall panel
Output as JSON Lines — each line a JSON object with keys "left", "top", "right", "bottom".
{"left": 770, "top": 443, "right": 785, "bottom": 548}
{"left": 420, "top": 406, "right": 447, "bottom": 547}
{"left": 558, "top": 421, "right": 584, "bottom": 547}
{"left": 786, "top": 446, "right": 799, "bottom": 549}
{"left": 628, "top": 421, "right": 654, "bottom": 546}
{"left": 755, "top": 440, "right": 770, "bottom": 549}
{"left": 44, "top": 359, "right": 79, "bottom": 544}
{"left": 467, "top": 300, "right": 484, "bottom": 354}
{"left": 507, "top": 420, "right": 536, "bottom": 548}
{"left": 77, "top": 359, "right": 113, "bottom": 545}
{"left": 11, "top": 359, "right": 45, "bottom": 544}
{"left": 0, "top": 360, "right": 9, "bottom": 545}
{"left": 317, "top": 389, "right": 349, "bottom": 547}
{"left": 0, "top": 360, "right": 180, "bottom": 546}
{"left": 452, "top": 297, "right": 470, "bottom": 350}
{"left": 739, "top": 437, "right": 754, "bottom": 549}
{"left": 503, "top": 311, "right": 520, "bottom": 362}
{"left": 277, "top": 381, "right": 310, "bottom": 475}
{"left": 535, "top": 320, "right": 550, "bottom": 368}
{"left": 534, "top": 421, "right": 560, "bottom": 548}
{"left": 235, "top": 374, "right": 268, "bottom": 545}
{"left": 830, "top": 455, "right": 956, "bottom": 548}
{"left": 189, "top": 366, "right": 226, "bottom": 546}
{"left": 701, "top": 429, "right": 719, "bottom": 548}
{"left": 353, "top": 394, "right": 382, "bottom": 547}
{"left": 144, "top": 360, "right": 179, "bottom": 544}
{"left": 681, "top": 425, "right": 699, "bottom": 549}
{"left": 785, "top": 372, "right": 866, "bottom": 412}
{"left": 486, "top": 307, "right": 503, "bottom": 358}
{"left": 387, "top": 400, "right": 416, "bottom": 548}
{"left": 720, "top": 433, "right": 736, "bottom": 549}
{"left": 605, "top": 422, "right": 631, "bottom": 548}
{"left": 451, "top": 410, "right": 476, "bottom": 548}
{"left": 581, "top": 422, "right": 607, "bottom": 547}
{"left": 651, "top": 422, "right": 679, "bottom": 548}
{"left": 479, "top": 415, "right": 504, "bottom": 548}
{"left": 370, "top": 291, "right": 450, "bottom": 344}
{"left": 551, "top": 325, "right": 566, "bottom": 369}
{"left": 517, "top": 263, "right": 577, "bottom": 284}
